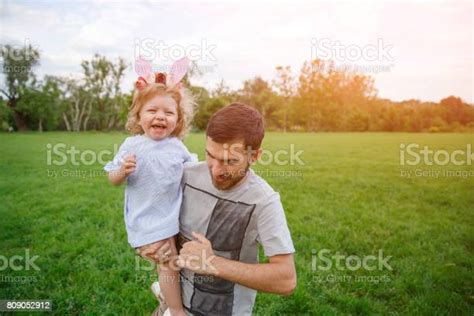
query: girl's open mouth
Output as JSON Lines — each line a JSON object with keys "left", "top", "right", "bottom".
{"left": 151, "top": 124, "right": 167, "bottom": 131}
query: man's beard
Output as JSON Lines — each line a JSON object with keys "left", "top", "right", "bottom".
{"left": 210, "top": 165, "right": 250, "bottom": 190}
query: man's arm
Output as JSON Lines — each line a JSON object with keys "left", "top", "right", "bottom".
{"left": 178, "top": 232, "right": 297, "bottom": 296}
{"left": 211, "top": 253, "right": 297, "bottom": 296}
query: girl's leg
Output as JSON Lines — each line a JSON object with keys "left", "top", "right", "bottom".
{"left": 158, "top": 237, "right": 185, "bottom": 316}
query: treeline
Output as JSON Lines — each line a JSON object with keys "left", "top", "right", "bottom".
{"left": 1, "top": 44, "right": 473, "bottom": 133}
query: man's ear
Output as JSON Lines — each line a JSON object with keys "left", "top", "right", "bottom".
{"left": 249, "top": 148, "right": 262, "bottom": 164}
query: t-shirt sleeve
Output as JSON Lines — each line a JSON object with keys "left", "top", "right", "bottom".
{"left": 178, "top": 140, "right": 199, "bottom": 164}
{"left": 103, "top": 137, "right": 134, "bottom": 172}
{"left": 256, "top": 193, "right": 295, "bottom": 257}
{"left": 183, "top": 151, "right": 198, "bottom": 164}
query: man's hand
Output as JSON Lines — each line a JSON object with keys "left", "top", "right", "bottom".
{"left": 177, "top": 232, "right": 218, "bottom": 275}
{"left": 177, "top": 232, "right": 297, "bottom": 295}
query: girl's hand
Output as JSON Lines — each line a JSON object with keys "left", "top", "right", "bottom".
{"left": 122, "top": 154, "right": 136, "bottom": 176}
{"left": 107, "top": 154, "right": 136, "bottom": 185}
{"left": 137, "top": 240, "right": 172, "bottom": 264}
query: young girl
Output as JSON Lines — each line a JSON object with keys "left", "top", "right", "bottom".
{"left": 104, "top": 57, "right": 195, "bottom": 316}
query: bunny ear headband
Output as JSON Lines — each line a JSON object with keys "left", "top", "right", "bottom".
{"left": 134, "top": 56, "right": 189, "bottom": 90}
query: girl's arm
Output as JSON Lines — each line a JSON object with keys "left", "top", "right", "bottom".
{"left": 108, "top": 154, "right": 136, "bottom": 185}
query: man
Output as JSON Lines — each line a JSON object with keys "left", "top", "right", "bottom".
{"left": 147, "top": 103, "right": 296, "bottom": 315}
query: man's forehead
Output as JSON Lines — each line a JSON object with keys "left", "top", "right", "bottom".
{"left": 206, "top": 136, "right": 245, "bottom": 147}
{"left": 206, "top": 137, "right": 247, "bottom": 156}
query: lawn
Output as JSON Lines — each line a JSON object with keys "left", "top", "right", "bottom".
{"left": 0, "top": 132, "right": 473, "bottom": 315}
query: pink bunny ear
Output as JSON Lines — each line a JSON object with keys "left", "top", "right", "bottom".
{"left": 168, "top": 57, "right": 189, "bottom": 87}
{"left": 135, "top": 77, "right": 148, "bottom": 90}
{"left": 134, "top": 56, "right": 153, "bottom": 77}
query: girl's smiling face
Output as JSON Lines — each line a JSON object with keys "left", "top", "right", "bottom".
{"left": 139, "top": 94, "right": 178, "bottom": 140}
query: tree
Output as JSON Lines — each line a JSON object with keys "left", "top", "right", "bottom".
{"left": 0, "top": 96, "right": 13, "bottom": 131}
{"left": 0, "top": 44, "right": 40, "bottom": 130}
{"left": 236, "top": 76, "right": 279, "bottom": 128}
{"left": 57, "top": 77, "right": 93, "bottom": 132}
{"left": 16, "top": 76, "right": 62, "bottom": 132}
{"left": 81, "top": 54, "right": 127, "bottom": 130}
{"left": 192, "top": 85, "right": 227, "bottom": 131}
{"left": 440, "top": 96, "right": 471, "bottom": 125}
{"left": 297, "top": 59, "right": 376, "bottom": 131}
{"left": 273, "top": 66, "right": 296, "bottom": 132}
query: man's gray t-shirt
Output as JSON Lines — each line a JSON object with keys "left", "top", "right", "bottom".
{"left": 178, "top": 162, "right": 295, "bottom": 316}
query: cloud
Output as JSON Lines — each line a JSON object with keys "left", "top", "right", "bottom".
{"left": 0, "top": 0, "right": 472, "bottom": 102}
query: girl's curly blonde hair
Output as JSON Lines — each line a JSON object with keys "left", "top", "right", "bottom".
{"left": 125, "top": 83, "right": 195, "bottom": 139}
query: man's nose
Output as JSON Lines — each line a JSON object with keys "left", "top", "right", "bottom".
{"left": 211, "top": 162, "right": 225, "bottom": 176}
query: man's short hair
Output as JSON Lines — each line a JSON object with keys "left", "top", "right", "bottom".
{"left": 206, "top": 103, "right": 264, "bottom": 150}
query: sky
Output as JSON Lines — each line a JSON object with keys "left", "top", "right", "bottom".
{"left": 0, "top": 0, "right": 473, "bottom": 103}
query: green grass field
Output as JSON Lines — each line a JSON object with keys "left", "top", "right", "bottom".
{"left": 0, "top": 132, "right": 473, "bottom": 315}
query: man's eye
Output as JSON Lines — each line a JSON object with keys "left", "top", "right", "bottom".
{"left": 206, "top": 153, "right": 216, "bottom": 160}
